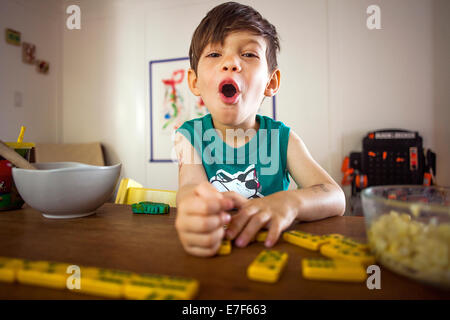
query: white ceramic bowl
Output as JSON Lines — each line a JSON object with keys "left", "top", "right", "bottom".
{"left": 12, "top": 162, "right": 121, "bottom": 219}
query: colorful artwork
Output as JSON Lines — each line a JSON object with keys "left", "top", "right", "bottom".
{"left": 5, "top": 28, "right": 21, "bottom": 46}
{"left": 22, "top": 42, "right": 36, "bottom": 64}
{"left": 159, "top": 66, "right": 208, "bottom": 132}
{"left": 149, "top": 57, "right": 276, "bottom": 162}
{"left": 36, "top": 60, "right": 49, "bottom": 74}
{"left": 162, "top": 69, "right": 193, "bottom": 131}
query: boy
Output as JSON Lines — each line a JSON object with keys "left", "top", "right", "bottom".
{"left": 174, "top": 2, "right": 345, "bottom": 257}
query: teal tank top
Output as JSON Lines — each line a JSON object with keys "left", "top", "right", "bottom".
{"left": 176, "top": 114, "right": 290, "bottom": 198}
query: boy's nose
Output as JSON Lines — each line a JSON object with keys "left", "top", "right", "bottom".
{"left": 222, "top": 65, "right": 240, "bottom": 72}
{"left": 221, "top": 59, "right": 241, "bottom": 72}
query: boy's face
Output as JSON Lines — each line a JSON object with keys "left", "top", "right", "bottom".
{"left": 188, "top": 31, "right": 280, "bottom": 127}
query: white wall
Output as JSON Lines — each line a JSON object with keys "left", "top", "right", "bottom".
{"left": 328, "top": 0, "right": 437, "bottom": 208}
{"left": 434, "top": 0, "right": 450, "bottom": 187}
{"left": 2, "top": 0, "right": 448, "bottom": 211}
{"left": 0, "top": 0, "right": 63, "bottom": 143}
{"left": 62, "top": 0, "right": 148, "bottom": 185}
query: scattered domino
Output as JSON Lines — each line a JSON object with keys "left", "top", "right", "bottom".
{"left": 255, "top": 231, "right": 268, "bottom": 242}
{"left": 0, "top": 257, "right": 199, "bottom": 300}
{"left": 337, "top": 237, "right": 370, "bottom": 251}
{"left": 80, "top": 275, "right": 126, "bottom": 298}
{"left": 132, "top": 201, "right": 170, "bottom": 214}
{"left": 247, "top": 250, "right": 288, "bottom": 283}
{"left": 82, "top": 267, "right": 137, "bottom": 280}
{"left": 302, "top": 258, "right": 367, "bottom": 282}
{"left": 318, "top": 233, "right": 344, "bottom": 243}
{"left": 124, "top": 274, "right": 199, "bottom": 300}
{"left": 0, "top": 257, "right": 24, "bottom": 283}
{"left": 320, "top": 243, "right": 375, "bottom": 265}
{"left": 283, "top": 230, "right": 330, "bottom": 251}
{"left": 218, "top": 239, "right": 231, "bottom": 255}
{"left": 17, "top": 261, "right": 71, "bottom": 290}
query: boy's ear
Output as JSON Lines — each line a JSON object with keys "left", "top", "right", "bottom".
{"left": 187, "top": 68, "right": 201, "bottom": 96}
{"left": 264, "top": 69, "right": 281, "bottom": 97}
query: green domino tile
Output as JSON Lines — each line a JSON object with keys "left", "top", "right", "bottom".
{"left": 147, "top": 205, "right": 156, "bottom": 214}
{"left": 132, "top": 203, "right": 145, "bottom": 214}
{"left": 132, "top": 202, "right": 170, "bottom": 215}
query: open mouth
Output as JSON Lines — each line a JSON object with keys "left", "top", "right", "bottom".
{"left": 219, "top": 79, "right": 240, "bottom": 104}
{"left": 221, "top": 84, "right": 237, "bottom": 97}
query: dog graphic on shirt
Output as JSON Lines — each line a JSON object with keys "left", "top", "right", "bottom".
{"left": 210, "top": 164, "right": 263, "bottom": 199}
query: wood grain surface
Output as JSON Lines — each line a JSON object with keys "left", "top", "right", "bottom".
{"left": 0, "top": 203, "right": 448, "bottom": 300}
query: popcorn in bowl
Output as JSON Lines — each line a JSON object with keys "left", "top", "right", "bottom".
{"left": 362, "top": 186, "right": 450, "bottom": 290}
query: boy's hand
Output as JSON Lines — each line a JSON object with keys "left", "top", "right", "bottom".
{"left": 225, "top": 191, "right": 299, "bottom": 248}
{"left": 175, "top": 182, "right": 246, "bottom": 257}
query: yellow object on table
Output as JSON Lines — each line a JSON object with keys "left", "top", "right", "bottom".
{"left": 320, "top": 243, "right": 375, "bottom": 265}
{"left": 302, "top": 258, "right": 367, "bottom": 282}
{"left": 283, "top": 230, "right": 331, "bottom": 251}
{"left": 16, "top": 260, "right": 71, "bottom": 290}
{"left": 247, "top": 250, "right": 288, "bottom": 283}
{"left": 218, "top": 239, "right": 231, "bottom": 255}
{"left": 0, "top": 256, "right": 200, "bottom": 300}
{"left": 124, "top": 273, "right": 199, "bottom": 300}
{"left": 0, "top": 257, "right": 24, "bottom": 283}
{"left": 255, "top": 231, "right": 268, "bottom": 242}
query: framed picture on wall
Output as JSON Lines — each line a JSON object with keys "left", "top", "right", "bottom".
{"left": 149, "top": 57, "right": 277, "bottom": 162}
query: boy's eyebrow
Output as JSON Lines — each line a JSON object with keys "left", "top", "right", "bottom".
{"left": 241, "top": 39, "right": 264, "bottom": 49}
{"left": 207, "top": 39, "right": 264, "bottom": 51}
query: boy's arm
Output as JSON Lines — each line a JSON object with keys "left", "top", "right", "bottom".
{"left": 285, "top": 130, "right": 346, "bottom": 220}
{"left": 173, "top": 132, "right": 208, "bottom": 205}
{"left": 174, "top": 131, "right": 247, "bottom": 257}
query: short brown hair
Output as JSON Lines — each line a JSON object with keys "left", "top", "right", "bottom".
{"left": 189, "top": 2, "right": 280, "bottom": 75}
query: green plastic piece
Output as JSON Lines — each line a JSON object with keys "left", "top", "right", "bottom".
{"left": 132, "top": 201, "right": 170, "bottom": 214}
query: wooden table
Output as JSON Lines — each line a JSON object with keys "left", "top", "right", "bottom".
{"left": 0, "top": 203, "right": 448, "bottom": 300}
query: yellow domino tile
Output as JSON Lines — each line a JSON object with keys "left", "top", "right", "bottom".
{"left": 218, "top": 240, "right": 231, "bottom": 255}
{"left": 124, "top": 278, "right": 198, "bottom": 300}
{"left": 284, "top": 230, "right": 314, "bottom": 238}
{"left": 318, "top": 234, "right": 344, "bottom": 243}
{"left": 81, "top": 266, "right": 137, "bottom": 280}
{"left": 320, "top": 244, "right": 375, "bottom": 265}
{"left": 17, "top": 261, "right": 71, "bottom": 289}
{"left": 256, "top": 231, "right": 268, "bottom": 242}
{"left": 133, "top": 290, "right": 178, "bottom": 300}
{"left": 283, "top": 231, "right": 329, "bottom": 251}
{"left": 247, "top": 250, "right": 288, "bottom": 283}
{"left": 0, "top": 256, "right": 24, "bottom": 268}
{"left": 71, "top": 266, "right": 137, "bottom": 298}
{"left": 0, "top": 264, "right": 15, "bottom": 283}
{"left": 129, "top": 273, "right": 199, "bottom": 300}
{"left": 0, "top": 257, "right": 24, "bottom": 283}
{"left": 338, "top": 237, "right": 370, "bottom": 251}
{"left": 78, "top": 276, "right": 126, "bottom": 298}
{"left": 302, "top": 258, "right": 367, "bottom": 282}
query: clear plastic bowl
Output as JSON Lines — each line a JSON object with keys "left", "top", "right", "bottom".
{"left": 361, "top": 185, "right": 450, "bottom": 290}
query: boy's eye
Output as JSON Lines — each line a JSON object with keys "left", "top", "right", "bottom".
{"left": 242, "top": 53, "right": 258, "bottom": 58}
{"left": 206, "top": 53, "right": 221, "bottom": 58}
